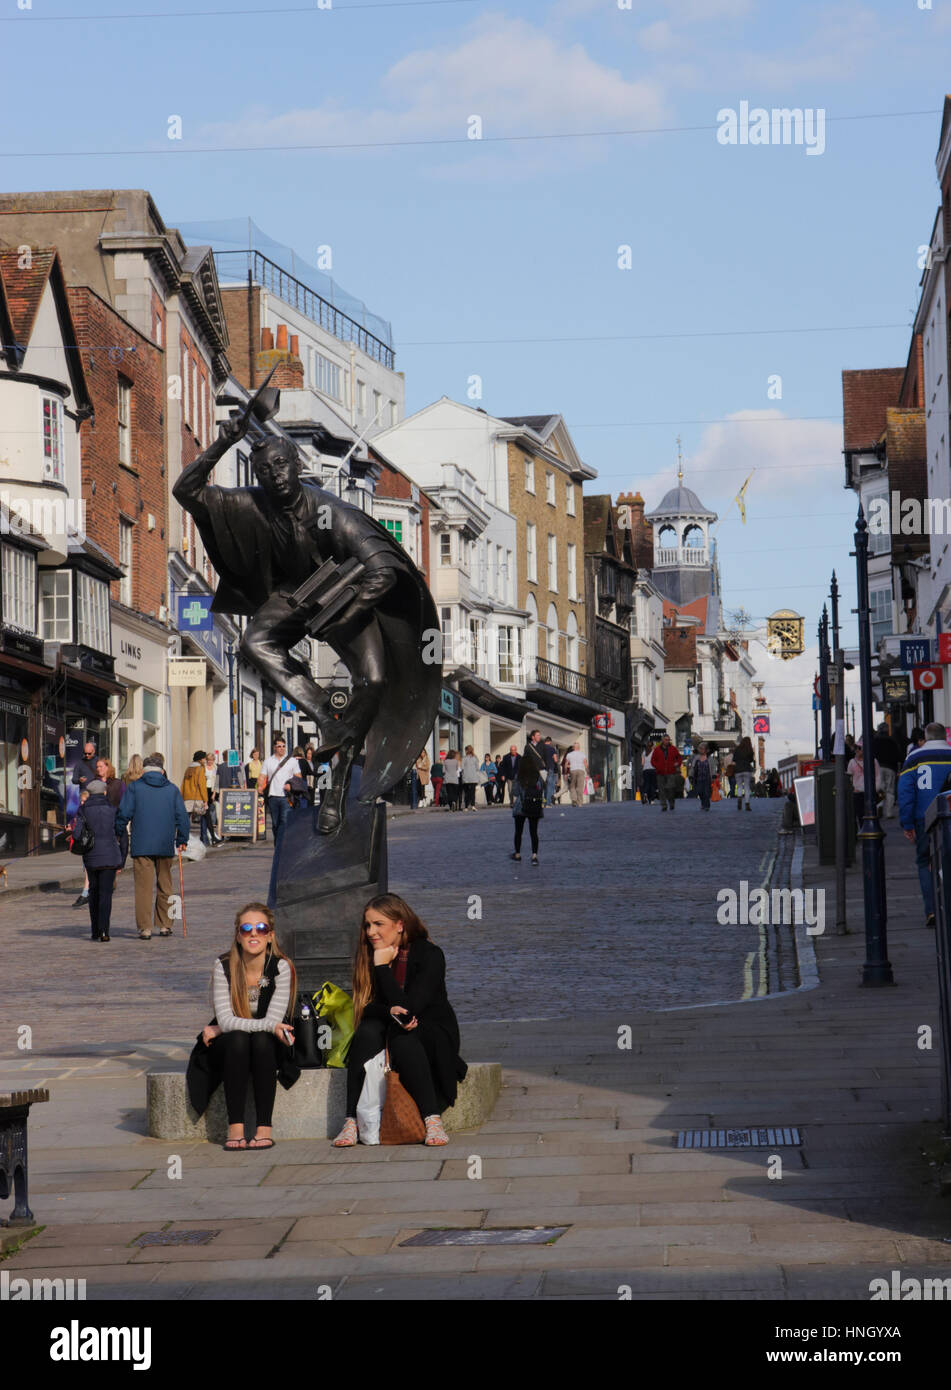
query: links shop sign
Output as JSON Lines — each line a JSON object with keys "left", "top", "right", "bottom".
{"left": 111, "top": 618, "right": 165, "bottom": 690}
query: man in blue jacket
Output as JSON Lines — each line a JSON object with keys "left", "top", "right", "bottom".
{"left": 897, "top": 722, "right": 951, "bottom": 926}
{"left": 115, "top": 752, "right": 190, "bottom": 940}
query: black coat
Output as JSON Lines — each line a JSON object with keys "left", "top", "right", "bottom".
{"left": 518, "top": 740, "right": 546, "bottom": 788}
{"left": 497, "top": 753, "right": 520, "bottom": 782}
{"left": 73, "top": 793, "right": 128, "bottom": 870}
{"left": 186, "top": 951, "right": 300, "bottom": 1117}
{"left": 365, "top": 938, "right": 467, "bottom": 1112}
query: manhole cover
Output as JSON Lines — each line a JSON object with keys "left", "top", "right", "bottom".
{"left": 676, "top": 1127, "right": 802, "bottom": 1149}
{"left": 400, "top": 1227, "right": 568, "bottom": 1247}
{"left": 132, "top": 1230, "right": 220, "bottom": 1247}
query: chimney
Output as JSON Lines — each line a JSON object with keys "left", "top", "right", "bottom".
{"left": 290, "top": 334, "right": 299, "bottom": 356}
{"left": 261, "top": 326, "right": 274, "bottom": 351}
{"left": 276, "top": 324, "right": 288, "bottom": 350}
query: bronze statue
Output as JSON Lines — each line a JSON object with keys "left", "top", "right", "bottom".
{"left": 173, "top": 377, "right": 439, "bottom": 834}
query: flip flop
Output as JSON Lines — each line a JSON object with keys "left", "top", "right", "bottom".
{"left": 223, "top": 1138, "right": 248, "bottom": 1151}
{"left": 248, "top": 1137, "right": 275, "bottom": 1150}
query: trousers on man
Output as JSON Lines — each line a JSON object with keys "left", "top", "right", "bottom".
{"left": 658, "top": 773, "right": 680, "bottom": 809}
{"left": 133, "top": 855, "right": 173, "bottom": 937}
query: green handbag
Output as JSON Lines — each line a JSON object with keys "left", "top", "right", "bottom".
{"left": 313, "top": 982, "right": 355, "bottom": 1068}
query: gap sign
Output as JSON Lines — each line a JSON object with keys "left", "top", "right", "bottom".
{"left": 900, "top": 637, "right": 932, "bottom": 669}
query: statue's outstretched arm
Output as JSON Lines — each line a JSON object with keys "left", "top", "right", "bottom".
{"left": 173, "top": 400, "right": 254, "bottom": 525}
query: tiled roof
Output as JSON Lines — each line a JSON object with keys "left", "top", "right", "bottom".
{"left": 664, "top": 595, "right": 710, "bottom": 633}
{"left": 841, "top": 368, "right": 905, "bottom": 451}
{"left": 0, "top": 248, "right": 56, "bottom": 351}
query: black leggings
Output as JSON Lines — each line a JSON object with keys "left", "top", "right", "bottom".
{"left": 345, "top": 1016, "right": 438, "bottom": 1120}
{"left": 212, "top": 1030, "right": 281, "bottom": 1126}
{"left": 513, "top": 815, "right": 539, "bottom": 854}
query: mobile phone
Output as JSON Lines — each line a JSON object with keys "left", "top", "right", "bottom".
{"left": 394, "top": 1012, "right": 415, "bottom": 1028}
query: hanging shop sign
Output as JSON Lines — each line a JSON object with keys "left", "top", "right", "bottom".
{"left": 883, "top": 674, "right": 911, "bottom": 703}
{"left": 900, "top": 637, "right": 932, "bottom": 669}
{"left": 168, "top": 658, "right": 207, "bottom": 687}
{"left": 913, "top": 664, "right": 944, "bottom": 692}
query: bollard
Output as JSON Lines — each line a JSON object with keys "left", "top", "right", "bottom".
{"left": 925, "top": 792, "right": 951, "bottom": 1134}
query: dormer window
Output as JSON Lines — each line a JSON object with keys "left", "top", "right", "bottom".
{"left": 42, "top": 396, "right": 64, "bottom": 483}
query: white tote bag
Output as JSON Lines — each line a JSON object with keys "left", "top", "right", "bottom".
{"left": 355, "top": 1048, "right": 387, "bottom": 1145}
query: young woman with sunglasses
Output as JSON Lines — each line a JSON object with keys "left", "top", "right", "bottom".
{"left": 189, "top": 902, "right": 298, "bottom": 1151}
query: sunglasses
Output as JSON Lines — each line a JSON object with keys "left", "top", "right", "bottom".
{"left": 238, "top": 922, "right": 272, "bottom": 936}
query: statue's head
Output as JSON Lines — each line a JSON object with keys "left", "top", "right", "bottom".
{"left": 250, "top": 435, "right": 301, "bottom": 505}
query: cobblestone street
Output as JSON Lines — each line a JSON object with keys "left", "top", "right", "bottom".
{"left": 6, "top": 798, "right": 782, "bottom": 1048}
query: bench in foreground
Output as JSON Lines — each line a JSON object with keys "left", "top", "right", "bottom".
{"left": 1, "top": 1089, "right": 50, "bottom": 1228}
{"left": 147, "top": 1063, "right": 501, "bottom": 1143}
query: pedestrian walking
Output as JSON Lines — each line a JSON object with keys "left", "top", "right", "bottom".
{"left": 442, "top": 750, "right": 461, "bottom": 811}
{"left": 413, "top": 749, "right": 430, "bottom": 810}
{"left": 640, "top": 761, "right": 658, "bottom": 805}
{"left": 847, "top": 738, "right": 881, "bottom": 828}
{"left": 181, "top": 750, "right": 210, "bottom": 843}
{"left": 187, "top": 902, "right": 299, "bottom": 1152}
{"left": 115, "top": 752, "right": 190, "bottom": 940}
{"left": 690, "top": 743, "right": 713, "bottom": 811}
{"left": 541, "top": 736, "right": 559, "bottom": 806}
{"left": 203, "top": 751, "right": 224, "bottom": 845}
{"left": 564, "top": 741, "right": 589, "bottom": 806}
{"left": 245, "top": 747, "right": 263, "bottom": 791}
{"left": 732, "top": 736, "right": 756, "bottom": 811}
{"left": 512, "top": 734, "right": 546, "bottom": 863}
{"left": 480, "top": 753, "right": 498, "bottom": 805}
{"left": 899, "top": 722, "right": 951, "bottom": 928}
{"left": 95, "top": 756, "right": 124, "bottom": 809}
{"left": 650, "top": 733, "right": 682, "bottom": 812}
{"left": 123, "top": 754, "right": 144, "bottom": 788}
{"left": 461, "top": 745, "right": 480, "bottom": 810}
{"left": 256, "top": 736, "right": 301, "bottom": 842}
{"left": 873, "top": 722, "right": 900, "bottom": 818}
{"left": 70, "top": 738, "right": 99, "bottom": 908}
{"left": 430, "top": 751, "right": 445, "bottom": 808}
{"left": 299, "top": 745, "right": 318, "bottom": 805}
{"left": 331, "top": 894, "right": 466, "bottom": 1150}
{"left": 71, "top": 779, "right": 129, "bottom": 941}
{"left": 496, "top": 745, "right": 520, "bottom": 805}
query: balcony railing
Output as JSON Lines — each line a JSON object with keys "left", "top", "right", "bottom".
{"left": 531, "top": 657, "right": 607, "bottom": 704}
{"left": 655, "top": 546, "right": 708, "bottom": 567}
{"left": 214, "top": 249, "right": 395, "bottom": 369}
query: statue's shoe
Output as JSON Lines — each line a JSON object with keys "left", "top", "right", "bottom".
{"left": 317, "top": 796, "right": 343, "bottom": 836}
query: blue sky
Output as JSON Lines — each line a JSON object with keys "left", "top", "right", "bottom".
{"left": 4, "top": 0, "right": 947, "bottom": 756}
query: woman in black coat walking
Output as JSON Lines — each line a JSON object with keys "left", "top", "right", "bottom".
{"left": 71, "top": 780, "right": 129, "bottom": 941}
{"left": 511, "top": 730, "right": 546, "bottom": 862}
{"left": 333, "top": 894, "right": 467, "bottom": 1148}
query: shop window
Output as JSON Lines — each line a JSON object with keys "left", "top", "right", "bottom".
{"left": 0, "top": 702, "right": 29, "bottom": 821}
{"left": 39, "top": 568, "right": 72, "bottom": 641}
{"left": 142, "top": 689, "right": 159, "bottom": 725}
{"left": 77, "top": 571, "right": 111, "bottom": 654}
{"left": 1, "top": 544, "right": 37, "bottom": 632}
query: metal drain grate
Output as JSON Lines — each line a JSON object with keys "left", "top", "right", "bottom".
{"left": 676, "top": 1127, "right": 802, "bottom": 1149}
{"left": 132, "top": 1230, "right": 220, "bottom": 1247}
{"left": 400, "top": 1226, "right": 568, "bottom": 1247}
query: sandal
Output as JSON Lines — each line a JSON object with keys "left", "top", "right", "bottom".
{"left": 248, "top": 1136, "right": 275, "bottom": 1150}
{"left": 223, "top": 1137, "right": 247, "bottom": 1151}
{"left": 423, "top": 1115, "right": 449, "bottom": 1146}
{"left": 332, "top": 1118, "right": 358, "bottom": 1147}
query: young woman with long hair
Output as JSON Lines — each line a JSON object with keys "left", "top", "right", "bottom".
{"left": 332, "top": 894, "right": 467, "bottom": 1148}
{"left": 187, "top": 902, "right": 299, "bottom": 1151}
{"left": 732, "top": 735, "right": 756, "bottom": 811}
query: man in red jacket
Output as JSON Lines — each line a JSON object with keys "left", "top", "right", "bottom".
{"left": 650, "top": 733, "right": 683, "bottom": 812}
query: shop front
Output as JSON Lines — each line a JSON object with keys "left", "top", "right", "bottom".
{"left": 48, "top": 652, "right": 126, "bottom": 838}
{"left": 586, "top": 705, "right": 629, "bottom": 800}
{"left": 111, "top": 608, "right": 169, "bottom": 773}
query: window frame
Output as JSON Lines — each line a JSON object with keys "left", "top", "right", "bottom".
{"left": 524, "top": 457, "right": 535, "bottom": 494}
{"left": 547, "top": 533, "right": 558, "bottom": 592}
{"left": 41, "top": 395, "right": 65, "bottom": 484}
{"left": 39, "top": 566, "right": 72, "bottom": 642}
{"left": 77, "top": 570, "right": 111, "bottom": 655}
{"left": 119, "top": 518, "right": 134, "bottom": 607}
{"left": 1, "top": 543, "right": 37, "bottom": 633}
{"left": 546, "top": 471, "right": 556, "bottom": 506}
{"left": 117, "top": 376, "right": 132, "bottom": 467}
{"left": 526, "top": 523, "right": 537, "bottom": 584}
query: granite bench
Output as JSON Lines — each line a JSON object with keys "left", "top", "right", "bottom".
{"left": 1, "top": 1089, "right": 50, "bottom": 1226}
{"left": 147, "top": 1064, "right": 501, "bottom": 1143}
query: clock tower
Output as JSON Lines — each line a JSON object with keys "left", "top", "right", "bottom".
{"left": 644, "top": 450, "right": 720, "bottom": 614}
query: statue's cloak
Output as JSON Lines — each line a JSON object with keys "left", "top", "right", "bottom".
{"left": 195, "top": 481, "right": 440, "bottom": 802}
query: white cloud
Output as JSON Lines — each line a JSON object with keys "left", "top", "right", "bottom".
{"left": 197, "top": 14, "right": 666, "bottom": 168}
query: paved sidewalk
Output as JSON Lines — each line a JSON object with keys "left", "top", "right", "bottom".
{"left": 3, "top": 806, "right": 951, "bottom": 1299}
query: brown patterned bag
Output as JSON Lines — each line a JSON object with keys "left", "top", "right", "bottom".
{"left": 380, "top": 1049, "right": 426, "bottom": 1144}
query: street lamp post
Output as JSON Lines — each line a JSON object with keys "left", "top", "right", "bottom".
{"left": 853, "top": 506, "right": 894, "bottom": 985}
{"left": 830, "top": 571, "right": 848, "bottom": 934}
{"left": 819, "top": 605, "right": 832, "bottom": 762}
